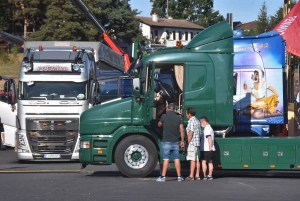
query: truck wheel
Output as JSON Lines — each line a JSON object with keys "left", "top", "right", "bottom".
{"left": 114, "top": 135, "right": 158, "bottom": 178}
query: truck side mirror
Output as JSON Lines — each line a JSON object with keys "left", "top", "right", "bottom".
{"left": 4, "top": 79, "right": 16, "bottom": 105}
{"left": 132, "top": 78, "right": 140, "bottom": 96}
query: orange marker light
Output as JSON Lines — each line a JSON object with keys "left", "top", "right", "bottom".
{"left": 218, "top": 164, "right": 222, "bottom": 168}
{"left": 98, "top": 150, "right": 103, "bottom": 154}
{"left": 42, "top": 123, "right": 47, "bottom": 126}
{"left": 136, "top": 97, "right": 141, "bottom": 102}
{"left": 69, "top": 132, "right": 74, "bottom": 136}
{"left": 72, "top": 46, "right": 77, "bottom": 51}
{"left": 57, "top": 123, "right": 62, "bottom": 126}
{"left": 176, "top": 41, "right": 183, "bottom": 48}
{"left": 270, "top": 165, "right": 275, "bottom": 168}
{"left": 38, "top": 45, "right": 43, "bottom": 51}
{"left": 244, "top": 164, "right": 249, "bottom": 168}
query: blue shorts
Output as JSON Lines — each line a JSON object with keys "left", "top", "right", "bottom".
{"left": 161, "top": 142, "right": 180, "bottom": 160}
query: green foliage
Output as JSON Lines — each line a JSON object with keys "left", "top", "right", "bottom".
{"left": 0, "top": 0, "right": 12, "bottom": 32}
{"left": 28, "top": 0, "right": 144, "bottom": 44}
{"left": 0, "top": 49, "right": 10, "bottom": 63}
{"left": 269, "top": 0, "right": 297, "bottom": 29}
{"left": 256, "top": 1, "right": 269, "bottom": 34}
{"left": 11, "top": 46, "right": 19, "bottom": 62}
{"left": 150, "top": 0, "right": 224, "bottom": 28}
{"left": 150, "top": 0, "right": 167, "bottom": 18}
{"left": 9, "top": 0, "right": 49, "bottom": 34}
{"left": 243, "top": 28, "right": 259, "bottom": 36}
{"left": 28, "top": 0, "right": 87, "bottom": 41}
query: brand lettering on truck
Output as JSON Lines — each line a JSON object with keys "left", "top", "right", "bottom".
{"left": 37, "top": 65, "right": 69, "bottom": 71}
{"left": 33, "top": 63, "right": 72, "bottom": 71}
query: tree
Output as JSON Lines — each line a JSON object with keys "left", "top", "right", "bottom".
{"left": 0, "top": 0, "right": 13, "bottom": 32}
{"left": 195, "top": 8, "right": 224, "bottom": 28}
{"left": 28, "top": 0, "right": 89, "bottom": 41}
{"left": 29, "top": 0, "right": 145, "bottom": 44}
{"left": 256, "top": 1, "right": 270, "bottom": 34}
{"left": 150, "top": 0, "right": 167, "bottom": 18}
{"left": 269, "top": 0, "right": 297, "bottom": 29}
{"left": 9, "top": 0, "right": 49, "bottom": 38}
{"left": 150, "top": 0, "right": 224, "bottom": 27}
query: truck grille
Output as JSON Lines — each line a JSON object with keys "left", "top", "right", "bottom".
{"left": 26, "top": 118, "right": 79, "bottom": 157}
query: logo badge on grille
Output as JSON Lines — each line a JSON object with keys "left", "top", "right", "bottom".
{"left": 50, "top": 125, "right": 54, "bottom": 130}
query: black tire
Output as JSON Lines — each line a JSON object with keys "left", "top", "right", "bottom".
{"left": 114, "top": 135, "right": 158, "bottom": 178}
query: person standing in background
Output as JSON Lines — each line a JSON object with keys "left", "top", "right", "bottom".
{"left": 185, "top": 107, "right": 201, "bottom": 181}
{"left": 200, "top": 116, "right": 215, "bottom": 180}
{"left": 156, "top": 103, "right": 185, "bottom": 182}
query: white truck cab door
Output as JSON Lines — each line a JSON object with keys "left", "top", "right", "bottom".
{"left": 0, "top": 77, "right": 17, "bottom": 148}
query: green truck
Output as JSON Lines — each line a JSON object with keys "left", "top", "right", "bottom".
{"left": 79, "top": 21, "right": 234, "bottom": 177}
{"left": 79, "top": 20, "right": 300, "bottom": 177}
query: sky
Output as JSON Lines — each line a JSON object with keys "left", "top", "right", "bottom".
{"left": 129, "top": 0, "right": 290, "bottom": 23}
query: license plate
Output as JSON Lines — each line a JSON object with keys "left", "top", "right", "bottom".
{"left": 44, "top": 154, "right": 61, "bottom": 159}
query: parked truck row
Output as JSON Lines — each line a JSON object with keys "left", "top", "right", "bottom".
{"left": 1, "top": 0, "right": 299, "bottom": 178}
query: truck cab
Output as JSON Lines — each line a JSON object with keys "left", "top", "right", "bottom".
{"left": 79, "top": 21, "right": 234, "bottom": 177}
{"left": 0, "top": 41, "right": 131, "bottom": 161}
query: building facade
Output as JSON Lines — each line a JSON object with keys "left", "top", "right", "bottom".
{"left": 136, "top": 13, "right": 205, "bottom": 47}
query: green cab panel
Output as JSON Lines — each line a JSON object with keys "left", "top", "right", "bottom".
{"left": 142, "top": 21, "right": 234, "bottom": 126}
{"left": 186, "top": 21, "right": 233, "bottom": 51}
{"left": 80, "top": 98, "right": 132, "bottom": 135}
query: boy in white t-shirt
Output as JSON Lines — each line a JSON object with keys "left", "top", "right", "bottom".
{"left": 200, "top": 116, "right": 215, "bottom": 180}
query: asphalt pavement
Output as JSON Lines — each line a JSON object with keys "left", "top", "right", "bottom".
{"left": 1, "top": 149, "right": 300, "bottom": 201}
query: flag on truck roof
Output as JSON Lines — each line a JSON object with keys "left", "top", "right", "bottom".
{"left": 273, "top": 1, "right": 300, "bottom": 57}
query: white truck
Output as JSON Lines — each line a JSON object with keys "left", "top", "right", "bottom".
{"left": 0, "top": 41, "right": 130, "bottom": 161}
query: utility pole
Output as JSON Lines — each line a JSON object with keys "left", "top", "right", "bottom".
{"left": 166, "top": 0, "right": 169, "bottom": 18}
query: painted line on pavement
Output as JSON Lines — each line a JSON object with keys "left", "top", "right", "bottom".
{"left": 0, "top": 169, "right": 95, "bottom": 173}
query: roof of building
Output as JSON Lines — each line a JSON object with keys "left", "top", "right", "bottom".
{"left": 233, "top": 21, "right": 242, "bottom": 28}
{"left": 136, "top": 16, "right": 205, "bottom": 30}
{"left": 236, "top": 21, "right": 257, "bottom": 30}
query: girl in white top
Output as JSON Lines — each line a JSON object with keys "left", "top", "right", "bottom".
{"left": 243, "top": 68, "right": 281, "bottom": 119}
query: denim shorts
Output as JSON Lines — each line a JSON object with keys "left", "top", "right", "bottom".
{"left": 161, "top": 142, "right": 180, "bottom": 160}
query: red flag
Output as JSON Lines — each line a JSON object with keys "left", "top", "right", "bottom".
{"left": 273, "top": 1, "right": 300, "bottom": 57}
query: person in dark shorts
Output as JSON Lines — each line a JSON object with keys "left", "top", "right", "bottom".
{"left": 156, "top": 103, "right": 185, "bottom": 182}
{"left": 200, "top": 116, "right": 215, "bottom": 180}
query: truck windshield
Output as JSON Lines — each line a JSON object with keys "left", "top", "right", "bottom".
{"left": 18, "top": 81, "right": 87, "bottom": 100}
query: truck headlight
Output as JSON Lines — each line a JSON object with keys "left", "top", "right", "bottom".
{"left": 23, "top": 63, "right": 32, "bottom": 72}
{"left": 73, "top": 64, "right": 80, "bottom": 71}
{"left": 80, "top": 141, "right": 90, "bottom": 149}
{"left": 18, "top": 134, "right": 29, "bottom": 153}
{"left": 74, "top": 140, "right": 80, "bottom": 153}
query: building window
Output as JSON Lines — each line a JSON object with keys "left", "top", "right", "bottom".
{"left": 173, "top": 31, "right": 176, "bottom": 40}
{"left": 191, "top": 32, "right": 194, "bottom": 39}
{"left": 185, "top": 32, "right": 188, "bottom": 41}
{"left": 178, "top": 31, "right": 181, "bottom": 40}
{"left": 154, "top": 30, "right": 159, "bottom": 43}
{"left": 166, "top": 30, "right": 170, "bottom": 39}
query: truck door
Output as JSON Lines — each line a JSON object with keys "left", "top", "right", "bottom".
{"left": 0, "top": 77, "right": 17, "bottom": 147}
{"left": 144, "top": 63, "right": 155, "bottom": 122}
